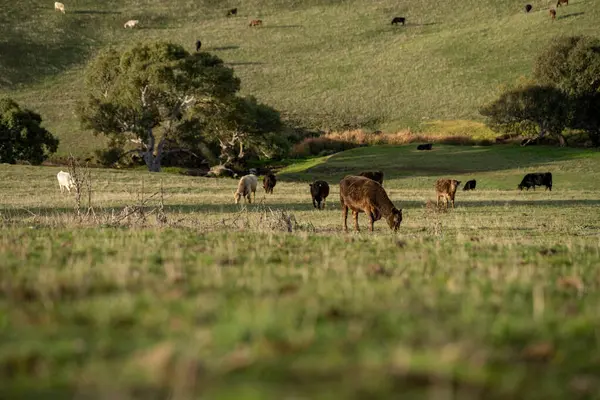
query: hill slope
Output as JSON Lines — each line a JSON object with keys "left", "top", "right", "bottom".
{"left": 0, "top": 0, "right": 598, "bottom": 156}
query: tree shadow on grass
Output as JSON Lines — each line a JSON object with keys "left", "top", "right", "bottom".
{"left": 70, "top": 10, "right": 122, "bottom": 15}
{"left": 277, "top": 145, "right": 598, "bottom": 182}
{"left": 210, "top": 45, "right": 240, "bottom": 51}
{"left": 261, "top": 25, "right": 302, "bottom": 29}
{"left": 7, "top": 199, "right": 600, "bottom": 220}
{"left": 0, "top": 39, "right": 92, "bottom": 88}
{"left": 558, "top": 12, "right": 585, "bottom": 19}
{"left": 226, "top": 61, "right": 264, "bottom": 66}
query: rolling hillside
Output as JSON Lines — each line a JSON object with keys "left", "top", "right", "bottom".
{"left": 0, "top": 0, "right": 598, "bottom": 156}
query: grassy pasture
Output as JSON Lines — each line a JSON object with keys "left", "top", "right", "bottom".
{"left": 1, "top": 0, "right": 599, "bottom": 156}
{"left": 2, "top": 145, "right": 600, "bottom": 398}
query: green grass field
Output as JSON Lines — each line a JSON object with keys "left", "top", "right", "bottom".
{"left": 1, "top": 0, "right": 598, "bottom": 156}
{"left": 2, "top": 145, "right": 600, "bottom": 398}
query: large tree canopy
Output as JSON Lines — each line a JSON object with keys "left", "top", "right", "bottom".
{"left": 534, "top": 36, "right": 600, "bottom": 96}
{"left": 482, "top": 36, "right": 600, "bottom": 146}
{"left": 480, "top": 85, "right": 569, "bottom": 146}
{"left": 78, "top": 42, "right": 282, "bottom": 172}
{"left": 0, "top": 98, "right": 59, "bottom": 164}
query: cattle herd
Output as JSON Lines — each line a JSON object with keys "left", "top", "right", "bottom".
{"left": 50, "top": 1, "right": 560, "bottom": 231}
{"left": 49, "top": 0, "right": 570, "bottom": 52}
{"left": 55, "top": 141, "right": 555, "bottom": 233}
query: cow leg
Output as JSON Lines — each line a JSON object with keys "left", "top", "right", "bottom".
{"left": 368, "top": 212, "right": 375, "bottom": 232}
{"left": 436, "top": 195, "right": 440, "bottom": 207}
{"left": 342, "top": 205, "right": 348, "bottom": 232}
{"left": 313, "top": 198, "right": 317, "bottom": 208}
{"left": 451, "top": 198, "right": 455, "bottom": 209}
{"left": 322, "top": 198, "right": 326, "bottom": 210}
{"left": 253, "top": 190, "right": 256, "bottom": 202}
{"left": 353, "top": 211, "right": 360, "bottom": 232}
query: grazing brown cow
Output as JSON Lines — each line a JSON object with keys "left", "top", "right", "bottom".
{"left": 556, "top": 0, "right": 568, "bottom": 6}
{"left": 249, "top": 19, "right": 263, "bottom": 27}
{"left": 435, "top": 179, "right": 461, "bottom": 209}
{"left": 358, "top": 170, "right": 384, "bottom": 185}
{"left": 339, "top": 175, "right": 402, "bottom": 232}
{"left": 549, "top": 9, "right": 557, "bottom": 19}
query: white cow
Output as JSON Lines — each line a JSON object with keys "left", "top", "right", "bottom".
{"left": 124, "top": 20, "right": 139, "bottom": 28}
{"left": 54, "top": 2, "right": 65, "bottom": 13}
{"left": 234, "top": 174, "right": 258, "bottom": 204}
{"left": 57, "top": 171, "right": 75, "bottom": 193}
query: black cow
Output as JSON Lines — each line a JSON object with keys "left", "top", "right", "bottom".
{"left": 417, "top": 143, "right": 433, "bottom": 151}
{"left": 195, "top": 40, "right": 201, "bottom": 52}
{"left": 518, "top": 172, "right": 552, "bottom": 191}
{"left": 391, "top": 17, "right": 406, "bottom": 26}
{"left": 310, "top": 180, "right": 330, "bottom": 209}
{"left": 463, "top": 180, "right": 477, "bottom": 191}
{"left": 358, "top": 170, "right": 384, "bottom": 185}
{"left": 227, "top": 8, "right": 238, "bottom": 17}
{"left": 525, "top": 4, "right": 532, "bottom": 12}
{"left": 263, "top": 173, "right": 276, "bottom": 194}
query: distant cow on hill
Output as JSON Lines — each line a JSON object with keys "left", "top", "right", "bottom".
{"left": 263, "top": 173, "right": 277, "bottom": 194}
{"left": 518, "top": 172, "right": 552, "bottom": 191}
{"left": 310, "top": 180, "right": 330, "bottom": 209}
{"left": 463, "top": 180, "right": 476, "bottom": 191}
{"left": 549, "top": 9, "right": 556, "bottom": 19}
{"left": 339, "top": 175, "right": 402, "bottom": 232}
{"left": 358, "top": 170, "right": 384, "bottom": 185}
{"left": 227, "top": 8, "right": 238, "bottom": 16}
{"left": 525, "top": 4, "right": 533, "bottom": 12}
{"left": 54, "top": 2, "right": 65, "bottom": 13}
{"left": 435, "top": 179, "right": 461, "bottom": 209}
{"left": 391, "top": 17, "right": 406, "bottom": 26}
{"left": 249, "top": 19, "right": 263, "bottom": 27}
{"left": 417, "top": 143, "right": 433, "bottom": 151}
{"left": 556, "top": 0, "right": 568, "bottom": 6}
{"left": 124, "top": 20, "right": 139, "bottom": 28}
{"left": 195, "top": 40, "right": 201, "bottom": 52}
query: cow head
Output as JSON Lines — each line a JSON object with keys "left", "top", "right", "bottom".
{"left": 387, "top": 208, "right": 403, "bottom": 232}
{"left": 234, "top": 192, "right": 242, "bottom": 204}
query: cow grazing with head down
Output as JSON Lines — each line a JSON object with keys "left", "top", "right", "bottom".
{"left": 391, "top": 17, "right": 406, "bottom": 26}
{"left": 358, "top": 170, "right": 384, "bottom": 185}
{"left": 263, "top": 173, "right": 277, "bottom": 194}
{"left": 195, "top": 40, "right": 202, "bottom": 52}
{"left": 57, "top": 171, "right": 74, "bottom": 193}
{"left": 518, "top": 172, "right": 552, "bottom": 191}
{"left": 124, "top": 20, "right": 139, "bottom": 28}
{"left": 54, "top": 2, "right": 65, "bottom": 13}
{"left": 435, "top": 179, "right": 461, "bottom": 209}
{"left": 339, "top": 175, "right": 402, "bottom": 232}
{"left": 417, "top": 143, "right": 433, "bottom": 151}
{"left": 549, "top": 9, "right": 556, "bottom": 19}
{"left": 310, "top": 180, "right": 329, "bottom": 209}
{"left": 525, "top": 4, "right": 533, "bottom": 12}
{"left": 249, "top": 19, "right": 263, "bottom": 27}
{"left": 227, "top": 8, "right": 238, "bottom": 16}
{"left": 234, "top": 174, "right": 258, "bottom": 204}
{"left": 463, "top": 180, "right": 476, "bottom": 191}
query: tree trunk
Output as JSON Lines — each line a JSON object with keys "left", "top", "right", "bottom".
{"left": 141, "top": 128, "right": 164, "bottom": 172}
{"left": 556, "top": 133, "right": 567, "bottom": 147}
